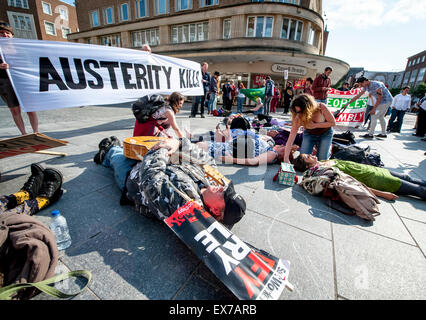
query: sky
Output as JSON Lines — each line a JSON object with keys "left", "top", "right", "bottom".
{"left": 60, "top": 0, "right": 425, "bottom": 72}
{"left": 323, "top": 0, "right": 426, "bottom": 72}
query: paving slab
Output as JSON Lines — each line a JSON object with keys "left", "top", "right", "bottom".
{"left": 0, "top": 104, "right": 425, "bottom": 300}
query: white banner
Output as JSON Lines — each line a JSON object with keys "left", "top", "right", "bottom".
{"left": 0, "top": 38, "right": 203, "bottom": 112}
{"left": 326, "top": 88, "right": 369, "bottom": 127}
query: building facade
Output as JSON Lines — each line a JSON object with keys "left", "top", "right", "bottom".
{"left": 68, "top": 0, "right": 349, "bottom": 88}
{"left": 400, "top": 50, "right": 426, "bottom": 88}
{"left": 0, "top": 0, "right": 78, "bottom": 42}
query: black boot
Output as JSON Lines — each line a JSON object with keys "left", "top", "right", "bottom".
{"left": 38, "top": 168, "right": 64, "bottom": 206}
{"left": 21, "top": 163, "right": 45, "bottom": 199}
{"left": 93, "top": 136, "right": 121, "bottom": 164}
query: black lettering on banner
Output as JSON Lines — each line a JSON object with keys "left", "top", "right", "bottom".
{"left": 134, "top": 64, "right": 148, "bottom": 89}
{"left": 162, "top": 66, "right": 172, "bottom": 89}
{"left": 120, "top": 62, "right": 137, "bottom": 90}
{"left": 100, "top": 61, "right": 120, "bottom": 89}
{"left": 151, "top": 65, "right": 162, "bottom": 89}
{"left": 195, "top": 70, "right": 200, "bottom": 87}
{"left": 179, "top": 69, "right": 186, "bottom": 88}
{"left": 146, "top": 65, "right": 154, "bottom": 89}
{"left": 187, "top": 69, "right": 192, "bottom": 88}
{"left": 59, "top": 57, "right": 87, "bottom": 89}
{"left": 39, "top": 57, "right": 68, "bottom": 92}
{"left": 83, "top": 59, "right": 104, "bottom": 89}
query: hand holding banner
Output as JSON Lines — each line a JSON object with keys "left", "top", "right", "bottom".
{"left": 326, "top": 88, "right": 368, "bottom": 127}
{"left": 0, "top": 38, "right": 203, "bottom": 112}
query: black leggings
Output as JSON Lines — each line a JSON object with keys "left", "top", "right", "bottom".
{"left": 390, "top": 171, "right": 426, "bottom": 200}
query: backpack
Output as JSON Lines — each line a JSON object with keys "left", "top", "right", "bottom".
{"left": 132, "top": 94, "right": 165, "bottom": 123}
{"left": 332, "top": 130, "right": 356, "bottom": 145}
{"left": 230, "top": 117, "right": 251, "bottom": 130}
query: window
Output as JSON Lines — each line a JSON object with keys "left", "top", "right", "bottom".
{"left": 223, "top": 18, "right": 231, "bottom": 39}
{"left": 132, "top": 28, "right": 160, "bottom": 47}
{"left": 176, "top": 0, "right": 192, "bottom": 11}
{"left": 61, "top": 27, "right": 70, "bottom": 38}
{"left": 59, "top": 8, "right": 68, "bottom": 20}
{"left": 155, "top": 0, "right": 169, "bottom": 15}
{"left": 409, "top": 70, "right": 418, "bottom": 85}
{"left": 104, "top": 7, "right": 114, "bottom": 24}
{"left": 42, "top": 2, "right": 52, "bottom": 15}
{"left": 246, "top": 16, "right": 273, "bottom": 38}
{"left": 422, "top": 56, "right": 425, "bottom": 63}
{"left": 87, "top": 38, "right": 92, "bottom": 44}
{"left": 8, "top": 12, "right": 36, "bottom": 39}
{"left": 90, "top": 10, "right": 100, "bottom": 27}
{"left": 417, "top": 67, "right": 426, "bottom": 82}
{"left": 281, "top": 18, "right": 304, "bottom": 41}
{"left": 136, "top": 0, "right": 148, "bottom": 18}
{"left": 44, "top": 21, "right": 56, "bottom": 35}
{"left": 101, "top": 34, "right": 121, "bottom": 47}
{"left": 171, "top": 21, "right": 208, "bottom": 43}
{"left": 408, "top": 61, "right": 411, "bottom": 67}
{"left": 120, "top": 3, "right": 129, "bottom": 21}
{"left": 252, "top": 0, "right": 300, "bottom": 3}
{"left": 416, "top": 57, "right": 420, "bottom": 64}
{"left": 307, "top": 26, "right": 315, "bottom": 45}
{"left": 8, "top": 0, "right": 29, "bottom": 9}
{"left": 200, "top": 0, "right": 218, "bottom": 7}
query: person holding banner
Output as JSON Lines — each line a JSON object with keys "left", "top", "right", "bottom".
{"left": 0, "top": 21, "right": 38, "bottom": 136}
{"left": 283, "top": 93, "right": 336, "bottom": 164}
{"left": 342, "top": 77, "right": 393, "bottom": 139}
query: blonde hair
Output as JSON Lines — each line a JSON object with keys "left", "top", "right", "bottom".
{"left": 290, "top": 93, "right": 320, "bottom": 127}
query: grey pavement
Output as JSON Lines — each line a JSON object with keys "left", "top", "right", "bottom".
{"left": 0, "top": 102, "right": 425, "bottom": 300}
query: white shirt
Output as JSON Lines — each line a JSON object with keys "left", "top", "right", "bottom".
{"left": 390, "top": 93, "right": 411, "bottom": 111}
{"left": 420, "top": 97, "right": 426, "bottom": 111}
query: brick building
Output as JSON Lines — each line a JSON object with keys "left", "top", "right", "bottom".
{"left": 401, "top": 50, "right": 426, "bottom": 88}
{"left": 0, "top": 0, "right": 78, "bottom": 42}
{"left": 67, "top": 0, "right": 349, "bottom": 87}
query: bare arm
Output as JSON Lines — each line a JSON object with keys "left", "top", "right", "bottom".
{"left": 310, "top": 104, "right": 336, "bottom": 128}
{"left": 342, "top": 90, "right": 365, "bottom": 109}
{"left": 368, "top": 187, "right": 398, "bottom": 200}
{"left": 165, "top": 111, "right": 183, "bottom": 138}
{"left": 221, "top": 150, "right": 277, "bottom": 166}
{"left": 283, "top": 119, "right": 300, "bottom": 163}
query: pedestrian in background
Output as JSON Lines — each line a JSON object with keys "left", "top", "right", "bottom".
{"left": 303, "top": 77, "right": 314, "bottom": 96}
{"left": 338, "top": 82, "right": 350, "bottom": 92}
{"left": 208, "top": 71, "right": 220, "bottom": 114}
{"left": 0, "top": 21, "right": 38, "bottom": 135}
{"left": 413, "top": 93, "right": 426, "bottom": 139}
{"left": 190, "top": 62, "right": 209, "bottom": 118}
{"left": 264, "top": 76, "right": 274, "bottom": 115}
{"left": 312, "top": 66, "right": 332, "bottom": 104}
{"left": 283, "top": 81, "right": 294, "bottom": 114}
{"left": 235, "top": 81, "right": 246, "bottom": 113}
{"left": 271, "top": 85, "right": 281, "bottom": 113}
{"left": 386, "top": 86, "right": 411, "bottom": 133}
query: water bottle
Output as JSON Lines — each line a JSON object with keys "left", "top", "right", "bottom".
{"left": 49, "top": 210, "right": 72, "bottom": 251}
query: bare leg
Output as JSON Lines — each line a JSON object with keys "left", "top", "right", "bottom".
{"left": 27, "top": 112, "right": 38, "bottom": 133}
{"left": 9, "top": 106, "right": 26, "bottom": 135}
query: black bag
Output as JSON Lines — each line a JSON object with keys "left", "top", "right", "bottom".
{"left": 331, "top": 145, "right": 368, "bottom": 163}
{"left": 333, "top": 130, "right": 356, "bottom": 145}
{"left": 132, "top": 94, "right": 165, "bottom": 123}
{"left": 230, "top": 117, "right": 251, "bottom": 130}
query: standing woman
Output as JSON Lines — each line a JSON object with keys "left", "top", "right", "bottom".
{"left": 236, "top": 82, "right": 246, "bottom": 113}
{"left": 283, "top": 93, "right": 336, "bottom": 163}
{"left": 133, "top": 92, "right": 185, "bottom": 138}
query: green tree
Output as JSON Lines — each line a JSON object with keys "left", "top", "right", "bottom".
{"left": 410, "top": 82, "right": 426, "bottom": 99}
{"left": 389, "top": 87, "right": 401, "bottom": 97}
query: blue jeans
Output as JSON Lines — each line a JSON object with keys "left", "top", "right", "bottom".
{"left": 387, "top": 109, "right": 406, "bottom": 132}
{"left": 208, "top": 93, "right": 217, "bottom": 112}
{"left": 300, "top": 128, "right": 334, "bottom": 161}
{"left": 391, "top": 171, "right": 426, "bottom": 200}
{"left": 237, "top": 96, "right": 245, "bottom": 113}
{"left": 102, "top": 146, "right": 137, "bottom": 191}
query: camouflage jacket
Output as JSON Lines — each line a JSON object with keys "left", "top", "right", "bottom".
{"left": 125, "top": 137, "right": 216, "bottom": 220}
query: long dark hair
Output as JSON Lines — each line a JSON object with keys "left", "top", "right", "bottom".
{"left": 167, "top": 92, "right": 185, "bottom": 114}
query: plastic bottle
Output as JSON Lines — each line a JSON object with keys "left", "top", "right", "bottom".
{"left": 49, "top": 210, "right": 72, "bottom": 250}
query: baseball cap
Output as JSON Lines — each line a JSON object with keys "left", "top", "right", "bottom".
{"left": 0, "top": 21, "right": 14, "bottom": 35}
{"left": 223, "top": 182, "right": 246, "bottom": 225}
